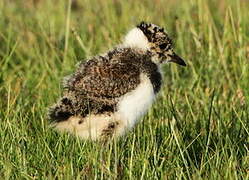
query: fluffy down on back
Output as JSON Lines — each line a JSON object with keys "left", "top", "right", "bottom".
{"left": 48, "top": 22, "right": 186, "bottom": 140}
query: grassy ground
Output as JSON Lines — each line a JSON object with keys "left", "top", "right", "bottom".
{"left": 0, "top": 0, "right": 249, "bottom": 179}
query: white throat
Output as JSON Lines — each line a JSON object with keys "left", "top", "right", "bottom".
{"left": 123, "top": 28, "right": 150, "bottom": 50}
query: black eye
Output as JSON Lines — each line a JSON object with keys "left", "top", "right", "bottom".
{"left": 159, "top": 43, "right": 167, "bottom": 49}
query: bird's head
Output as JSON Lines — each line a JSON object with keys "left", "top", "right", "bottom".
{"left": 124, "top": 21, "right": 186, "bottom": 66}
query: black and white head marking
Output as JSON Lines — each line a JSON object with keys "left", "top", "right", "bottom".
{"left": 137, "top": 21, "right": 186, "bottom": 66}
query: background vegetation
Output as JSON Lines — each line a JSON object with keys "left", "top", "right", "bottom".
{"left": 0, "top": 0, "right": 248, "bottom": 179}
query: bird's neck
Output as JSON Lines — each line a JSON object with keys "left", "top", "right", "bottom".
{"left": 122, "top": 28, "right": 150, "bottom": 51}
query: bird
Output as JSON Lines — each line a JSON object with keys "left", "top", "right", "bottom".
{"left": 48, "top": 21, "right": 186, "bottom": 140}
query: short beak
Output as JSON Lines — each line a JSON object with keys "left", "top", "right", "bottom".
{"left": 169, "top": 53, "right": 186, "bottom": 66}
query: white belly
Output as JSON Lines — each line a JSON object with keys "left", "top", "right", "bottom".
{"left": 116, "top": 73, "right": 156, "bottom": 130}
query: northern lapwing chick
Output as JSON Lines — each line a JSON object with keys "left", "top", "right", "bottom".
{"left": 48, "top": 21, "right": 186, "bottom": 140}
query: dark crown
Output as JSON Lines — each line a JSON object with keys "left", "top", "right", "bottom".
{"left": 137, "top": 21, "right": 165, "bottom": 41}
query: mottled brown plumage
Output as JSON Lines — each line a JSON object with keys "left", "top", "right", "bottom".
{"left": 49, "top": 47, "right": 161, "bottom": 121}
{"left": 48, "top": 21, "right": 186, "bottom": 140}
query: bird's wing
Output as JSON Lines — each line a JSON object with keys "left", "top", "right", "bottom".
{"left": 64, "top": 55, "right": 141, "bottom": 105}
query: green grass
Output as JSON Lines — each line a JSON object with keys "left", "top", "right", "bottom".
{"left": 0, "top": 0, "right": 249, "bottom": 179}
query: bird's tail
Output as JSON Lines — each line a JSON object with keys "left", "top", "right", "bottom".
{"left": 48, "top": 96, "right": 75, "bottom": 122}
